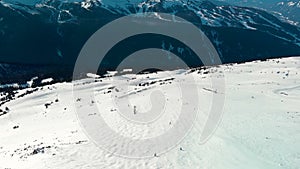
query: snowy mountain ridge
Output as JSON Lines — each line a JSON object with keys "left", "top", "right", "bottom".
{"left": 0, "top": 0, "right": 300, "bottom": 85}
{"left": 0, "top": 0, "right": 297, "bottom": 29}
{"left": 277, "top": 1, "right": 300, "bottom": 7}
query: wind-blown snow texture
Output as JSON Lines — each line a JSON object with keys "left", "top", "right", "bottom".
{"left": 0, "top": 57, "right": 299, "bottom": 169}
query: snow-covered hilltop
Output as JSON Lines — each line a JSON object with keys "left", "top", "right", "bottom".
{"left": 0, "top": 56, "right": 299, "bottom": 169}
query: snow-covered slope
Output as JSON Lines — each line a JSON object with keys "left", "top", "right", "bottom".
{"left": 215, "top": 0, "right": 300, "bottom": 26}
{"left": 272, "top": 1, "right": 300, "bottom": 25}
{"left": 0, "top": 56, "right": 299, "bottom": 169}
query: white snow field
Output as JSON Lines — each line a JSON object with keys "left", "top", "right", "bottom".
{"left": 0, "top": 57, "right": 300, "bottom": 169}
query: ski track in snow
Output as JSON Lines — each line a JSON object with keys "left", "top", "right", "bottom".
{"left": 0, "top": 57, "right": 300, "bottom": 169}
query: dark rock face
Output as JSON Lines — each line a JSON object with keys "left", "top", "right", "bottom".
{"left": 0, "top": 0, "right": 299, "bottom": 84}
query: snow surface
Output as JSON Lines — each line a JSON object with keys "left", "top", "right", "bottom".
{"left": 0, "top": 57, "right": 300, "bottom": 168}
{"left": 41, "top": 78, "right": 54, "bottom": 84}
